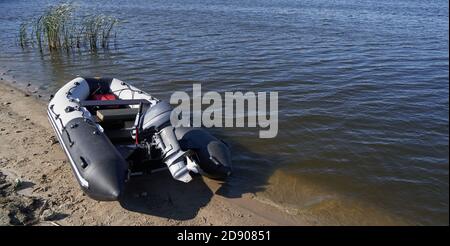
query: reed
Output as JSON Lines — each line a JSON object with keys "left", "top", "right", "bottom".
{"left": 19, "top": 23, "right": 28, "bottom": 48}
{"left": 100, "top": 16, "right": 118, "bottom": 49}
{"left": 83, "top": 15, "right": 116, "bottom": 51}
{"left": 19, "top": 3, "right": 118, "bottom": 53}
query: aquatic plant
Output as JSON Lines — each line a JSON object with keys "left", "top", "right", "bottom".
{"left": 35, "top": 3, "right": 75, "bottom": 51}
{"left": 19, "top": 23, "right": 28, "bottom": 48}
{"left": 19, "top": 3, "right": 118, "bottom": 53}
{"left": 100, "top": 16, "right": 118, "bottom": 49}
{"left": 83, "top": 15, "right": 118, "bottom": 51}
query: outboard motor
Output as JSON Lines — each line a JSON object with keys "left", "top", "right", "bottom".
{"left": 139, "top": 101, "right": 232, "bottom": 182}
{"left": 140, "top": 101, "right": 192, "bottom": 183}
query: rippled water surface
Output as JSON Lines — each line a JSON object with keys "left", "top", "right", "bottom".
{"left": 0, "top": 0, "right": 448, "bottom": 225}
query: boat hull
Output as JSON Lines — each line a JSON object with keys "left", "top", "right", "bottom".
{"left": 48, "top": 77, "right": 232, "bottom": 201}
{"left": 47, "top": 77, "right": 139, "bottom": 201}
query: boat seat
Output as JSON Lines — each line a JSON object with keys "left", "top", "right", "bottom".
{"left": 96, "top": 108, "right": 139, "bottom": 122}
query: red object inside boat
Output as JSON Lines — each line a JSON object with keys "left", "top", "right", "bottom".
{"left": 91, "top": 93, "right": 117, "bottom": 101}
{"left": 90, "top": 93, "right": 119, "bottom": 108}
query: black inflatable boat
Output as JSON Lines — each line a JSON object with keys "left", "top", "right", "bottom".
{"left": 47, "top": 77, "right": 232, "bottom": 201}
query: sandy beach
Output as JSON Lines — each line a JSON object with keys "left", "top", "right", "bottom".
{"left": 0, "top": 78, "right": 305, "bottom": 226}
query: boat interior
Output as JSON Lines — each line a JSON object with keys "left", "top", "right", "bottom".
{"left": 82, "top": 97, "right": 166, "bottom": 172}
{"left": 81, "top": 95, "right": 148, "bottom": 145}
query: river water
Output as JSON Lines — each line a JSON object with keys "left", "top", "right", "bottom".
{"left": 0, "top": 0, "right": 448, "bottom": 225}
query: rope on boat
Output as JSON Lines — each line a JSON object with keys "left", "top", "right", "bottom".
{"left": 49, "top": 82, "right": 98, "bottom": 148}
{"left": 49, "top": 104, "right": 75, "bottom": 147}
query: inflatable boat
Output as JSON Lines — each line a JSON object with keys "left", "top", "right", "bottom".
{"left": 47, "top": 77, "right": 232, "bottom": 201}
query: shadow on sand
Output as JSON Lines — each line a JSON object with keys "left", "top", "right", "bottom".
{"left": 118, "top": 137, "right": 282, "bottom": 220}
{"left": 119, "top": 171, "right": 213, "bottom": 220}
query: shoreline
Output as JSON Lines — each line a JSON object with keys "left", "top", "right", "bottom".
{"left": 0, "top": 78, "right": 304, "bottom": 226}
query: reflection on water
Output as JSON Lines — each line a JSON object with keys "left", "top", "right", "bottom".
{"left": 0, "top": 0, "right": 448, "bottom": 225}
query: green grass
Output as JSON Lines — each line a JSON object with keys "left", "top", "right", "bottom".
{"left": 19, "top": 3, "right": 118, "bottom": 53}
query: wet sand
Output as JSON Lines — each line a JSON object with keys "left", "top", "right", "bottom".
{"left": 0, "top": 80, "right": 304, "bottom": 226}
